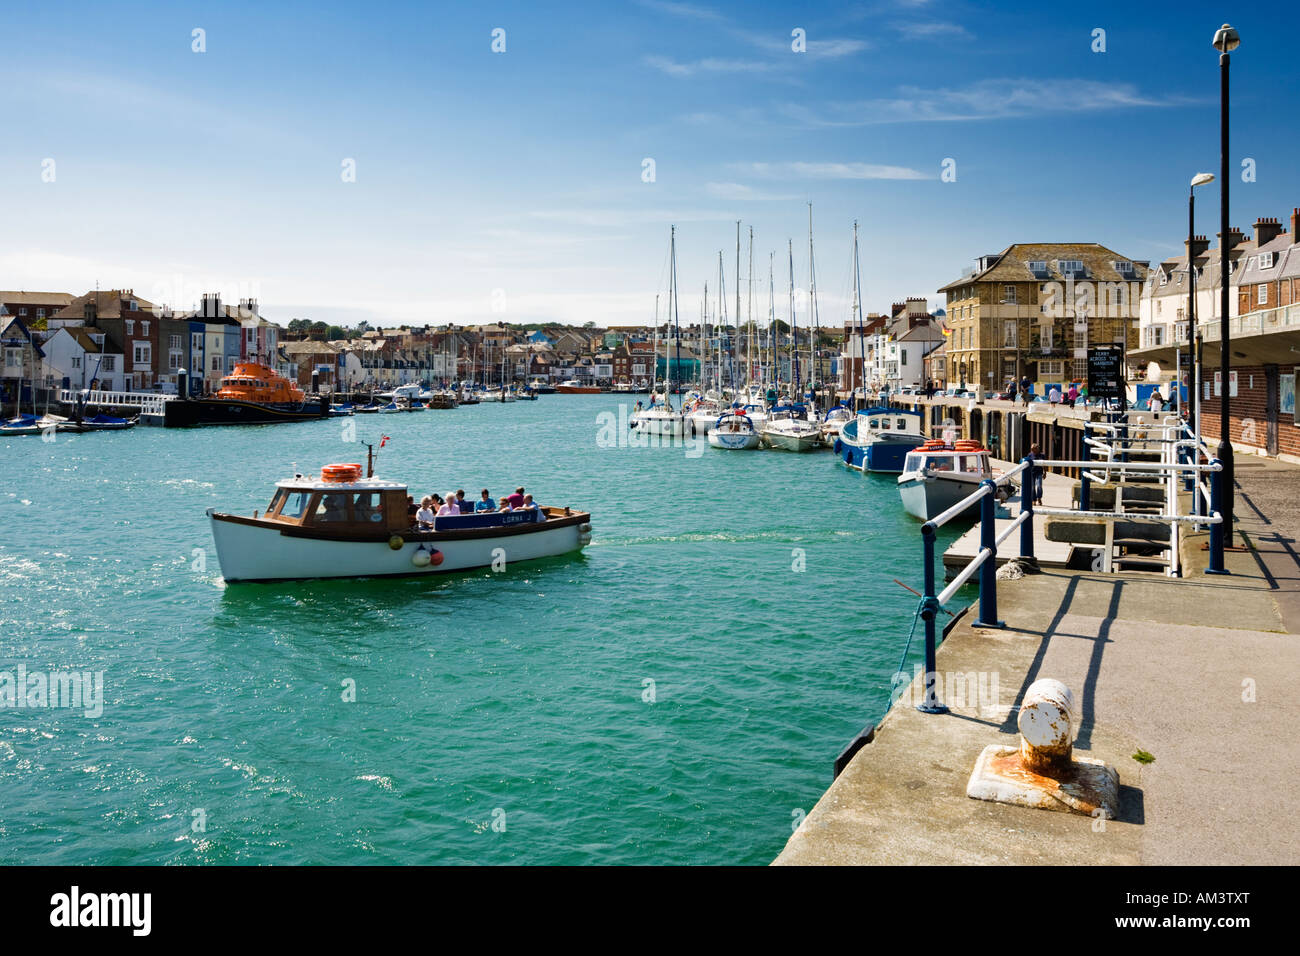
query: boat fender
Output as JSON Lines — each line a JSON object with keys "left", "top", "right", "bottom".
{"left": 579, "top": 522, "right": 592, "bottom": 533}
{"left": 832, "top": 438, "right": 842, "bottom": 454}
{"left": 388, "top": 535, "right": 404, "bottom": 550}
{"left": 429, "top": 549, "right": 444, "bottom": 566}
{"left": 578, "top": 533, "right": 592, "bottom": 546}
{"left": 411, "top": 547, "right": 431, "bottom": 568}
{"left": 844, "top": 450, "right": 853, "bottom": 464}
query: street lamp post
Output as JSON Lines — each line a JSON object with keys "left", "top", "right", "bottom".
{"left": 1213, "top": 22, "right": 1240, "bottom": 546}
{"left": 1188, "top": 173, "right": 1214, "bottom": 455}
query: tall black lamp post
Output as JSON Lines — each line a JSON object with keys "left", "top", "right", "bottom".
{"left": 1189, "top": 172, "right": 1214, "bottom": 447}
{"left": 1213, "top": 22, "right": 1240, "bottom": 546}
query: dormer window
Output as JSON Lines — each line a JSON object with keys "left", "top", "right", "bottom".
{"left": 1113, "top": 260, "right": 1134, "bottom": 274}
{"left": 1057, "top": 259, "right": 1085, "bottom": 277}
{"left": 1259, "top": 252, "right": 1275, "bottom": 269}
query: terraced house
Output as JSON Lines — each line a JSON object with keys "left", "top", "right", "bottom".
{"left": 938, "top": 244, "right": 1148, "bottom": 394}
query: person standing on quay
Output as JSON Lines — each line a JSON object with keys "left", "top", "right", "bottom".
{"left": 1026, "top": 442, "right": 1044, "bottom": 505}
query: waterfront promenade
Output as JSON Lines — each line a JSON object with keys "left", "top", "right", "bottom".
{"left": 775, "top": 456, "right": 1300, "bottom": 866}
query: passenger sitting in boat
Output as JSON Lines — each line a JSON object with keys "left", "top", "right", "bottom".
{"left": 521, "top": 494, "right": 538, "bottom": 511}
{"left": 500, "top": 487, "right": 526, "bottom": 511}
{"left": 416, "top": 496, "right": 437, "bottom": 529}
{"left": 437, "top": 492, "right": 460, "bottom": 516}
{"left": 475, "top": 489, "right": 496, "bottom": 512}
{"left": 406, "top": 496, "right": 418, "bottom": 520}
{"left": 455, "top": 489, "right": 468, "bottom": 512}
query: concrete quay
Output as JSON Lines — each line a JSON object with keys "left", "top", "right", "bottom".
{"left": 775, "top": 456, "right": 1300, "bottom": 865}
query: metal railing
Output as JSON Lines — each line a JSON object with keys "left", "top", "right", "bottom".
{"left": 910, "top": 432, "right": 1225, "bottom": 714}
{"left": 57, "top": 388, "right": 174, "bottom": 416}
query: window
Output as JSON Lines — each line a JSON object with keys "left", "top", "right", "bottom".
{"left": 1002, "top": 320, "right": 1017, "bottom": 348}
{"left": 1113, "top": 260, "right": 1134, "bottom": 274}
{"left": 129, "top": 300, "right": 138, "bottom": 311}
{"left": 142, "top": 320, "right": 149, "bottom": 335}
{"left": 1259, "top": 285, "right": 1268, "bottom": 305}
{"left": 169, "top": 334, "right": 182, "bottom": 350}
{"left": 4, "top": 348, "right": 21, "bottom": 369}
{"left": 279, "top": 492, "right": 311, "bottom": 519}
{"left": 193, "top": 333, "right": 203, "bottom": 352}
{"left": 1003, "top": 285, "right": 1017, "bottom": 304}
{"left": 36, "top": 308, "right": 45, "bottom": 318}
{"left": 71, "top": 356, "right": 82, "bottom": 368}
{"left": 169, "top": 350, "right": 182, "bottom": 371}
{"left": 133, "top": 342, "right": 151, "bottom": 368}
{"left": 1039, "top": 359, "right": 1064, "bottom": 378}
{"left": 1259, "top": 252, "right": 1274, "bottom": 269}
{"left": 125, "top": 319, "right": 135, "bottom": 334}
{"left": 102, "top": 356, "right": 115, "bottom": 371}
{"left": 211, "top": 355, "right": 223, "bottom": 372}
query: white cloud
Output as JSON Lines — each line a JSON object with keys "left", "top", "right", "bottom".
{"left": 778, "top": 78, "right": 1188, "bottom": 127}
{"left": 741, "top": 161, "right": 932, "bottom": 181}
{"left": 643, "top": 55, "right": 773, "bottom": 76}
{"left": 704, "top": 182, "right": 799, "bottom": 200}
{"left": 893, "top": 21, "right": 972, "bottom": 40}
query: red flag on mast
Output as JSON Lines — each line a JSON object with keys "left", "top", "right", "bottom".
{"left": 380, "top": 435, "right": 390, "bottom": 448}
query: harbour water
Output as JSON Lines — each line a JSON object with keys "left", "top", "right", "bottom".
{"left": 0, "top": 396, "right": 967, "bottom": 865}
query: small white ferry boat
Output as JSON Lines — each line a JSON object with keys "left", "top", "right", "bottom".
{"left": 896, "top": 440, "right": 1007, "bottom": 521}
{"left": 208, "top": 462, "right": 591, "bottom": 582}
{"left": 707, "top": 411, "right": 761, "bottom": 450}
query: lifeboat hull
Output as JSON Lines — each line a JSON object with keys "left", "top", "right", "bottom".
{"left": 162, "top": 397, "right": 330, "bottom": 427}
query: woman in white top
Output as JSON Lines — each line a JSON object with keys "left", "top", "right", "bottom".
{"left": 415, "top": 496, "right": 436, "bottom": 529}
{"left": 437, "top": 492, "right": 460, "bottom": 516}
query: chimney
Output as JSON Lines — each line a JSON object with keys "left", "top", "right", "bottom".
{"left": 200, "top": 292, "right": 222, "bottom": 319}
{"left": 1216, "top": 226, "right": 1246, "bottom": 249}
{"left": 1254, "top": 217, "right": 1284, "bottom": 246}
{"left": 1184, "top": 234, "right": 1211, "bottom": 260}
{"left": 1292, "top": 208, "right": 1300, "bottom": 245}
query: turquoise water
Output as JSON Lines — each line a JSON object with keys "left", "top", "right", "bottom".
{"left": 0, "top": 397, "right": 968, "bottom": 865}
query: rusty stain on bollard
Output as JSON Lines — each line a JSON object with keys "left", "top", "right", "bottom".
{"left": 966, "top": 678, "right": 1119, "bottom": 818}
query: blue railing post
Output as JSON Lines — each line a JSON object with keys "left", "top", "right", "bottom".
{"left": 917, "top": 524, "right": 947, "bottom": 714}
{"left": 1079, "top": 426, "right": 1091, "bottom": 511}
{"left": 1207, "top": 459, "right": 1228, "bottom": 575}
{"left": 974, "top": 480, "right": 1005, "bottom": 628}
{"left": 1020, "top": 456, "right": 1035, "bottom": 560}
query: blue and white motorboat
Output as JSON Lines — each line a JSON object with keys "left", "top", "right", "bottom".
{"left": 707, "top": 411, "right": 761, "bottom": 450}
{"left": 82, "top": 413, "right": 137, "bottom": 431}
{"left": 834, "top": 407, "right": 927, "bottom": 473}
{"left": 897, "top": 441, "right": 1003, "bottom": 522}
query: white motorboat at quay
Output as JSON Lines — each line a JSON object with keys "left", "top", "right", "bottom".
{"left": 707, "top": 411, "right": 762, "bottom": 449}
{"left": 208, "top": 461, "right": 592, "bottom": 583}
{"left": 896, "top": 440, "right": 1010, "bottom": 522}
{"left": 760, "top": 403, "right": 821, "bottom": 452}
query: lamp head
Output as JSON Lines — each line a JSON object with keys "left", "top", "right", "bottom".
{"left": 1191, "top": 172, "right": 1215, "bottom": 188}
{"left": 1213, "top": 23, "right": 1240, "bottom": 53}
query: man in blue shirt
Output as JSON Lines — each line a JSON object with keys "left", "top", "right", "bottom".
{"left": 474, "top": 488, "right": 497, "bottom": 512}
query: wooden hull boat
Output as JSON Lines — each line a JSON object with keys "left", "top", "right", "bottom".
{"left": 208, "top": 464, "right": 591, "bottom": 583}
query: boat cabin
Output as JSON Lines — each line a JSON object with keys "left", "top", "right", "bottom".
{"left": 901, "top": 442, "right": 993, "bottom": 478}
{"left": 265, "top": 477, "right": 410, "bottom": 534}
{"left": 858, "top": 407, "right": 923, "bottom": 436}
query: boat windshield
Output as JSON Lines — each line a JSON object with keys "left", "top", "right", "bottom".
{"left": 278, "top": 491, "right": 311, "bottom": 519}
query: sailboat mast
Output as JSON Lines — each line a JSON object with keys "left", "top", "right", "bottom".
{"left": 670, "top": 226, "right": 681, "bottom": 397}
{"left": 759, "top": 254, "right": 769, "bottom": 392}
{"left": 788, "top": 239, "right": 796, "bottom": 393}
{"left": 747, "top": 226, "right": 754, "bottom": 389}
{"left": 808, "top": 202, "right": 819, "bottom": 401}
{"left": 734, "top": 221, "right": 741, "bottom": 395}
{"left": 853, "top": 221, "right": 866, "bottom": 407}
{"left": 652, "top": 293, "right": 659, "bottom": 391}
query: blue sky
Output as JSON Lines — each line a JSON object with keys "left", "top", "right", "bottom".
{"left": 3, "top": 1, "right": 1297, "bottom": 329}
